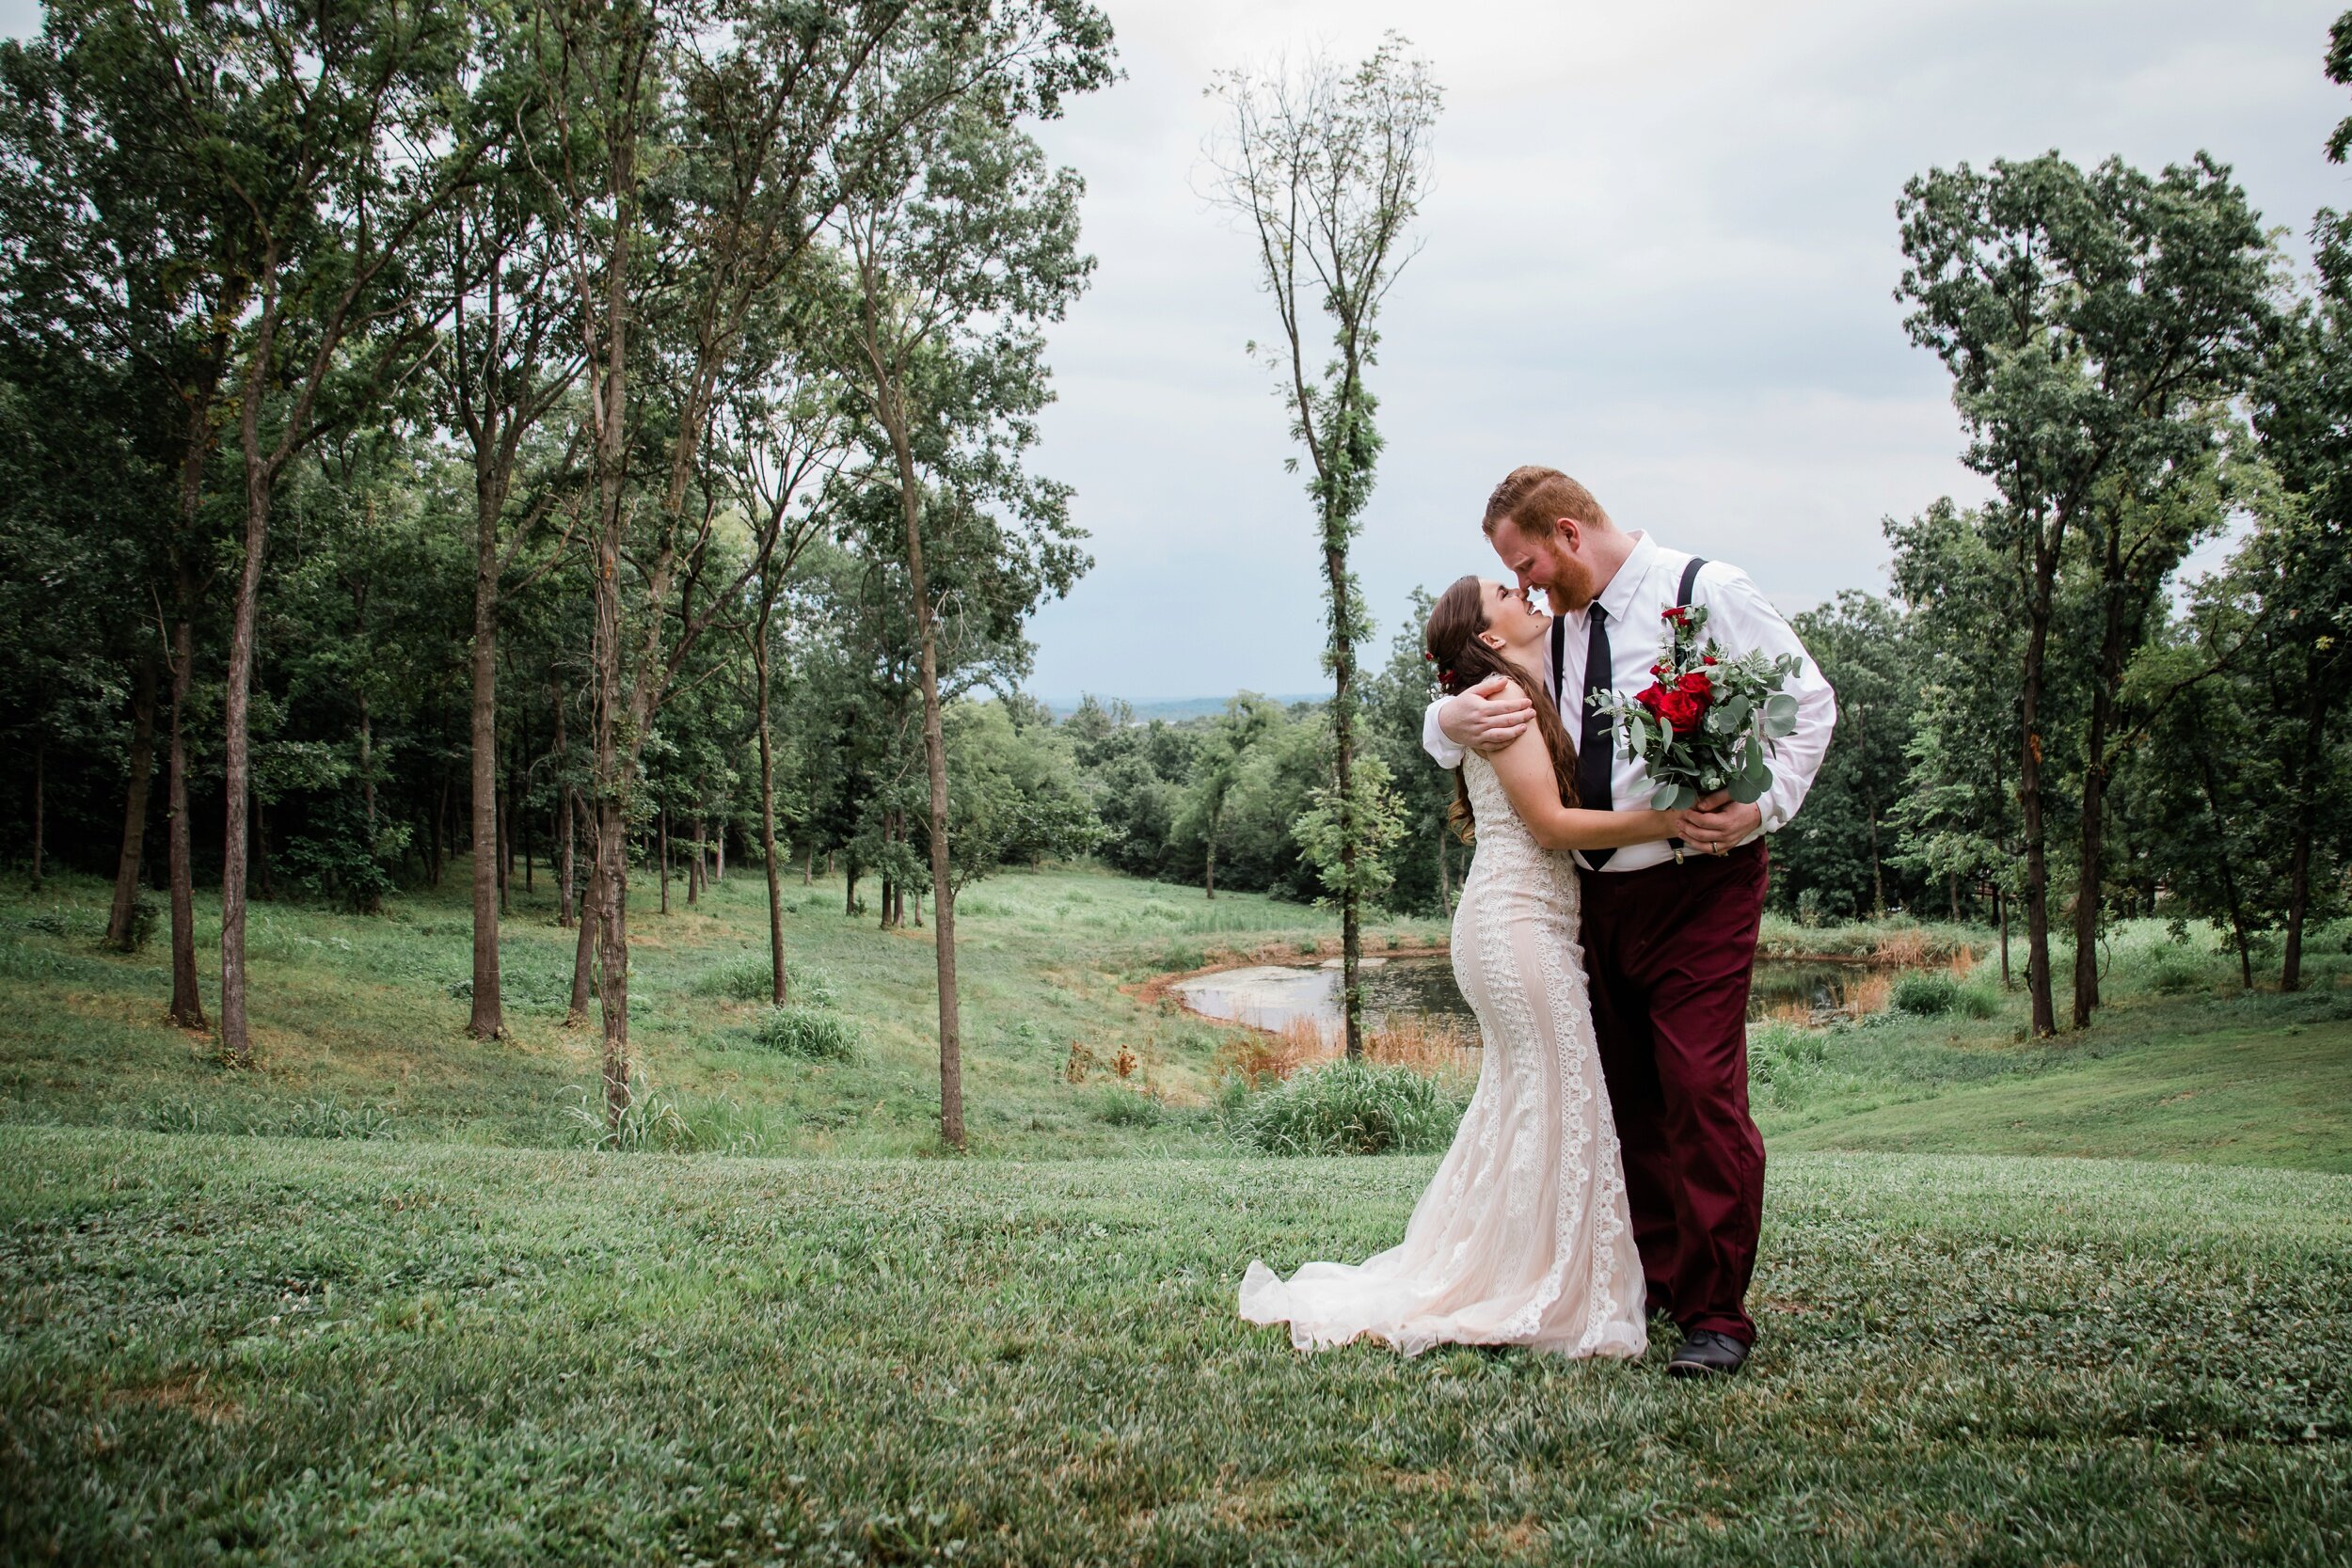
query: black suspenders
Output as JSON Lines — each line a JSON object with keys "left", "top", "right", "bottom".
{"left": 1553, "top": 556, "right": 1709, "bottom": 702}
{"left": 1678, "top": 556, "right": 1708, "bottom": 608}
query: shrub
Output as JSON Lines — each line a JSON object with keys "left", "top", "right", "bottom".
{"left": 1236, "top": 1058, "right": 1467, "bottom": 1156}
{"left": 2149, "top": 953, "right": 2208, "bottom": 995}
{"left": 696, "top": 954, "right": 837, "bottom": 1007}
{"left": 1954, "top": 982, "right": 2000, "bottom": 1019}
{"left": 1746, "top": 1021, "right": 1827, "bottom": 1089}
{"left": 104, "top": 895, "right": 159, "bottom": 953}
{"left": 1089, "top": 1085, "right": 1164, "bottom": 1126}
{"left": 751, "top": 1006, "right": 860, "bottom": 1061}
{"left": 1890, "top": 972, "right": 1961, "bottom": 1016}
{"left": 567, "top": 1069, "right": 699, "bottom": 1152}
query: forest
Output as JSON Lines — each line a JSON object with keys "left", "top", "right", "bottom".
{"left": 2, "top": 1, "right": 2350, "bottom": 1128}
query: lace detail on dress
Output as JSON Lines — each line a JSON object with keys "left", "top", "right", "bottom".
{"left": 1236, "top": 752, "right": 1646, "bottom": 1360}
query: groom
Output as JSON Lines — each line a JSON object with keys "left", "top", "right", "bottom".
{"left": 1425, "top": 466, "right": 1836, "bottom": 1377}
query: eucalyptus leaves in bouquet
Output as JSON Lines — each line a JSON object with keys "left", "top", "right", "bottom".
{"left": 1593, "top": 603, "right": 1804, "bottom": 815}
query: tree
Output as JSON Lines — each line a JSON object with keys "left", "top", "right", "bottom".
{"left": 1785, "top": 591, "right": 1917, "bottom": 920}
{"left": 1359, "top": 589, "right": 1456, "bottom": 916}
{"left": 431, "top": 28, "right": 586, "bottom": 1038}
{"left": 2239, "top": 256, "right": 2352, "bottom": 987}
{"left": 834, "top": 31, "right": 1106, "bottom": 1145}
{"left": 124, "top": 0, "right": 497, "bottom": 1067}
{"left": 725, "top": 326, "right": 854, "bottom": 1005}
{"left": 1205, "top": 34, "right": 1439, "bottom": 1057}
{"left": 1887, "top": 500, "right": 2028, "bottom": 976}
{"left": 1897, "top": 150, "right": 2272, "bottom": 1033}
{"left": 1182, "top": 691, "right": 1276, "bottom": 898}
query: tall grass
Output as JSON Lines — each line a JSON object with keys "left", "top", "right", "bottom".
{"left": 1232, "top": 1056, "right": 1469, "bottom": 1155}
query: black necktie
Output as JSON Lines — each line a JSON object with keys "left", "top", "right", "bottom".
{"left": 1577, "top": 604, "right": 1614, "bottom": 869}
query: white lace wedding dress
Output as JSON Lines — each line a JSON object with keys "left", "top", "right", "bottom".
{"left": 1236, "top": 752, "right": 1647, "bottom": 1358}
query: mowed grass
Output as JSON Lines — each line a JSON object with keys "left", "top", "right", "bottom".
{"left": 1, "top": 1127, "right": 2345, "bottom": 1566}
{"left": 0, "top": 866, "right": 1444, "bottom": 1157}
{"left": 1767, "top": 996, "right": 2352, "bottom": 1172}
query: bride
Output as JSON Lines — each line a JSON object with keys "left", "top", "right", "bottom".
{"left": 1238, "top": 576, "right": 1687, "bottom": 1359}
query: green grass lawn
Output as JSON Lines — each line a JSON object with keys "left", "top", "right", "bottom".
{"left": 5, "top": 868, "right": 2351, "bottom": 1562}
{"left": 3, "top": 1129, "right": 2344, "bottom": 1565}
{"left": 0, "top": 864, "right": 1443, "bottom": 1157}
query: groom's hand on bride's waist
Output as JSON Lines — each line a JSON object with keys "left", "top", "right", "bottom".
{"left": 1439, "top": 675, "right": 1534, "bottom": 753}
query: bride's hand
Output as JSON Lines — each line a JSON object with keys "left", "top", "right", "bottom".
{"left": 1657, "top": 808, "right": 1692, "bottom": 841}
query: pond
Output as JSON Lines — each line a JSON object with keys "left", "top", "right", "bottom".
{"left": 1169, "top": 954, "right": 1865, "bottom": 1040}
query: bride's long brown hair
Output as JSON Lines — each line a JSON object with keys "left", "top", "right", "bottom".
{"left": 1423, "top": 575, "right": 1581, "bottom": 841}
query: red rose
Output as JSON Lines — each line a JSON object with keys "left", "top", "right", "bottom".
{"left": 1661, "top": 606, "right": 1690, "bottom": 625}
{"left": 1677, "top": 670, "right": 1712, "bottom": 702}
{"left": 1659, "top": 689, "right": 1704, "bottom": 731}
{"left": 1703, "top": 654, "right": 1718, "bottom": 666}
{"left": 1634, "top": 681, "right": 1668, "bottom": 716}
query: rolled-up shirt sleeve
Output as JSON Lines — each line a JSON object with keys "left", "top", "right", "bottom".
{"left": 1422, "top": 697, "right": 1466, "bottom": 770}
{"left": 1702, "top": 565, "right": 1836, "bottom": 834}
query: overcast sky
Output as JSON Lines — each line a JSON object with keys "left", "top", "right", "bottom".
{"left": 8, "top": 2, "right": 2344, "bottom": 701}
{"left": 1018, "top": 0, "right": 2352, "bottom": 699}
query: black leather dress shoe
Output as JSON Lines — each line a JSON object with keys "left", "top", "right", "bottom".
{"left": 1666, "top": 1330, "right": 1750, "bottom": 1378}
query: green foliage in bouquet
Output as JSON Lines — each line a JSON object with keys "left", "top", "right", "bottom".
{"left": 1593, "top": 603, "right": 1804, "bottom": 811}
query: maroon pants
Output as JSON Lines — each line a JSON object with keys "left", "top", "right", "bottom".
{"left": 1580, "top": 841, "right": 1769, "bottom": 1343}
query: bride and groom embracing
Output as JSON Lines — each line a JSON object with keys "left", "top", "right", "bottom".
{"left": 1239, "top": 465, "right": 1837, "bottom": 1378}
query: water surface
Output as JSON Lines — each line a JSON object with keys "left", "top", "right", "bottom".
{"left": 1170, "top": 953, "right": 1861, "bottom": 1038}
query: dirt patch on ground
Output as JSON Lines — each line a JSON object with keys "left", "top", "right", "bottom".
{"left": 110, "top": 1374, "right": 244, "bottom": 1426}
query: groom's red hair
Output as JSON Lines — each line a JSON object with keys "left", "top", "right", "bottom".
{"left": 1482, "top": 466, "right": 1612, "bottom": 538}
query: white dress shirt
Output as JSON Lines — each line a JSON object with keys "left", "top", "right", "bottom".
{"left": 1422, "top": 531, "right": 1837, "bottom": 873}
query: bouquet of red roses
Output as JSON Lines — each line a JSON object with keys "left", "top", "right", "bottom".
{"left": 1590, "top": 601, "right": 1803, "bottom": 825}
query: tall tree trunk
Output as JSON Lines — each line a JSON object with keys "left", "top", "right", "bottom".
{"left": 884, "top": 427, "right": 964, "bottom": 1149}
{"left": 165, "top": 601, "right": 205, "bottom": 1026}
{"left": 1436, "top": 832, "right": 1453, "bottom": 918}
{"left": 552, "top": 685, "right": 574, "bottom": 928}
{"left": 2071, "top": 518, "right": 2134, "bottom": 1029}
{"left": 568, "top": 839, "right": 598, "bottom": 1025}
{"left": 1325, "top": 534, "right": 1362, "bottom": 1060}
{"left": 218, "top": 379, "right": 279, "bottom": 1069}
{"left": 1204, "top": 804, "right": 1218, "bottom": 899}
{"left": 106, "top": 656, "right": 162, "bottom": 948}
{"left": 659, "top": 805, "right": 670, "bottom": 914}
{"left": 687, "top": 816, "right": 701, "bottom": 906}
{"left": 160, "top": 330, "right": 229, "bottom": 1027}
{"left": 559, "top": 788, "right": 577, "bottom": 928}
{"left": 2018, "top": 520, "right": 2060, "bottom": 1037}
{"left": 468, "top": 530, "right": 503, "bottom": 1034}
{"left": 1997, "top": 888, "right": 2010, "bottom": 990}
{"left": 2280, "top": 684, "right": 2328, "bottom": 993}
{"left": 755, "top": 600, "right": 788, "bottom": 1005}
{"left": 803, "top": 839, "right": 813, "bottom": 886}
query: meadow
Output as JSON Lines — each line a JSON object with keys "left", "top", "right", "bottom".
{"left": 2, "top": 865, "right": 2349, "bottom": 1564}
